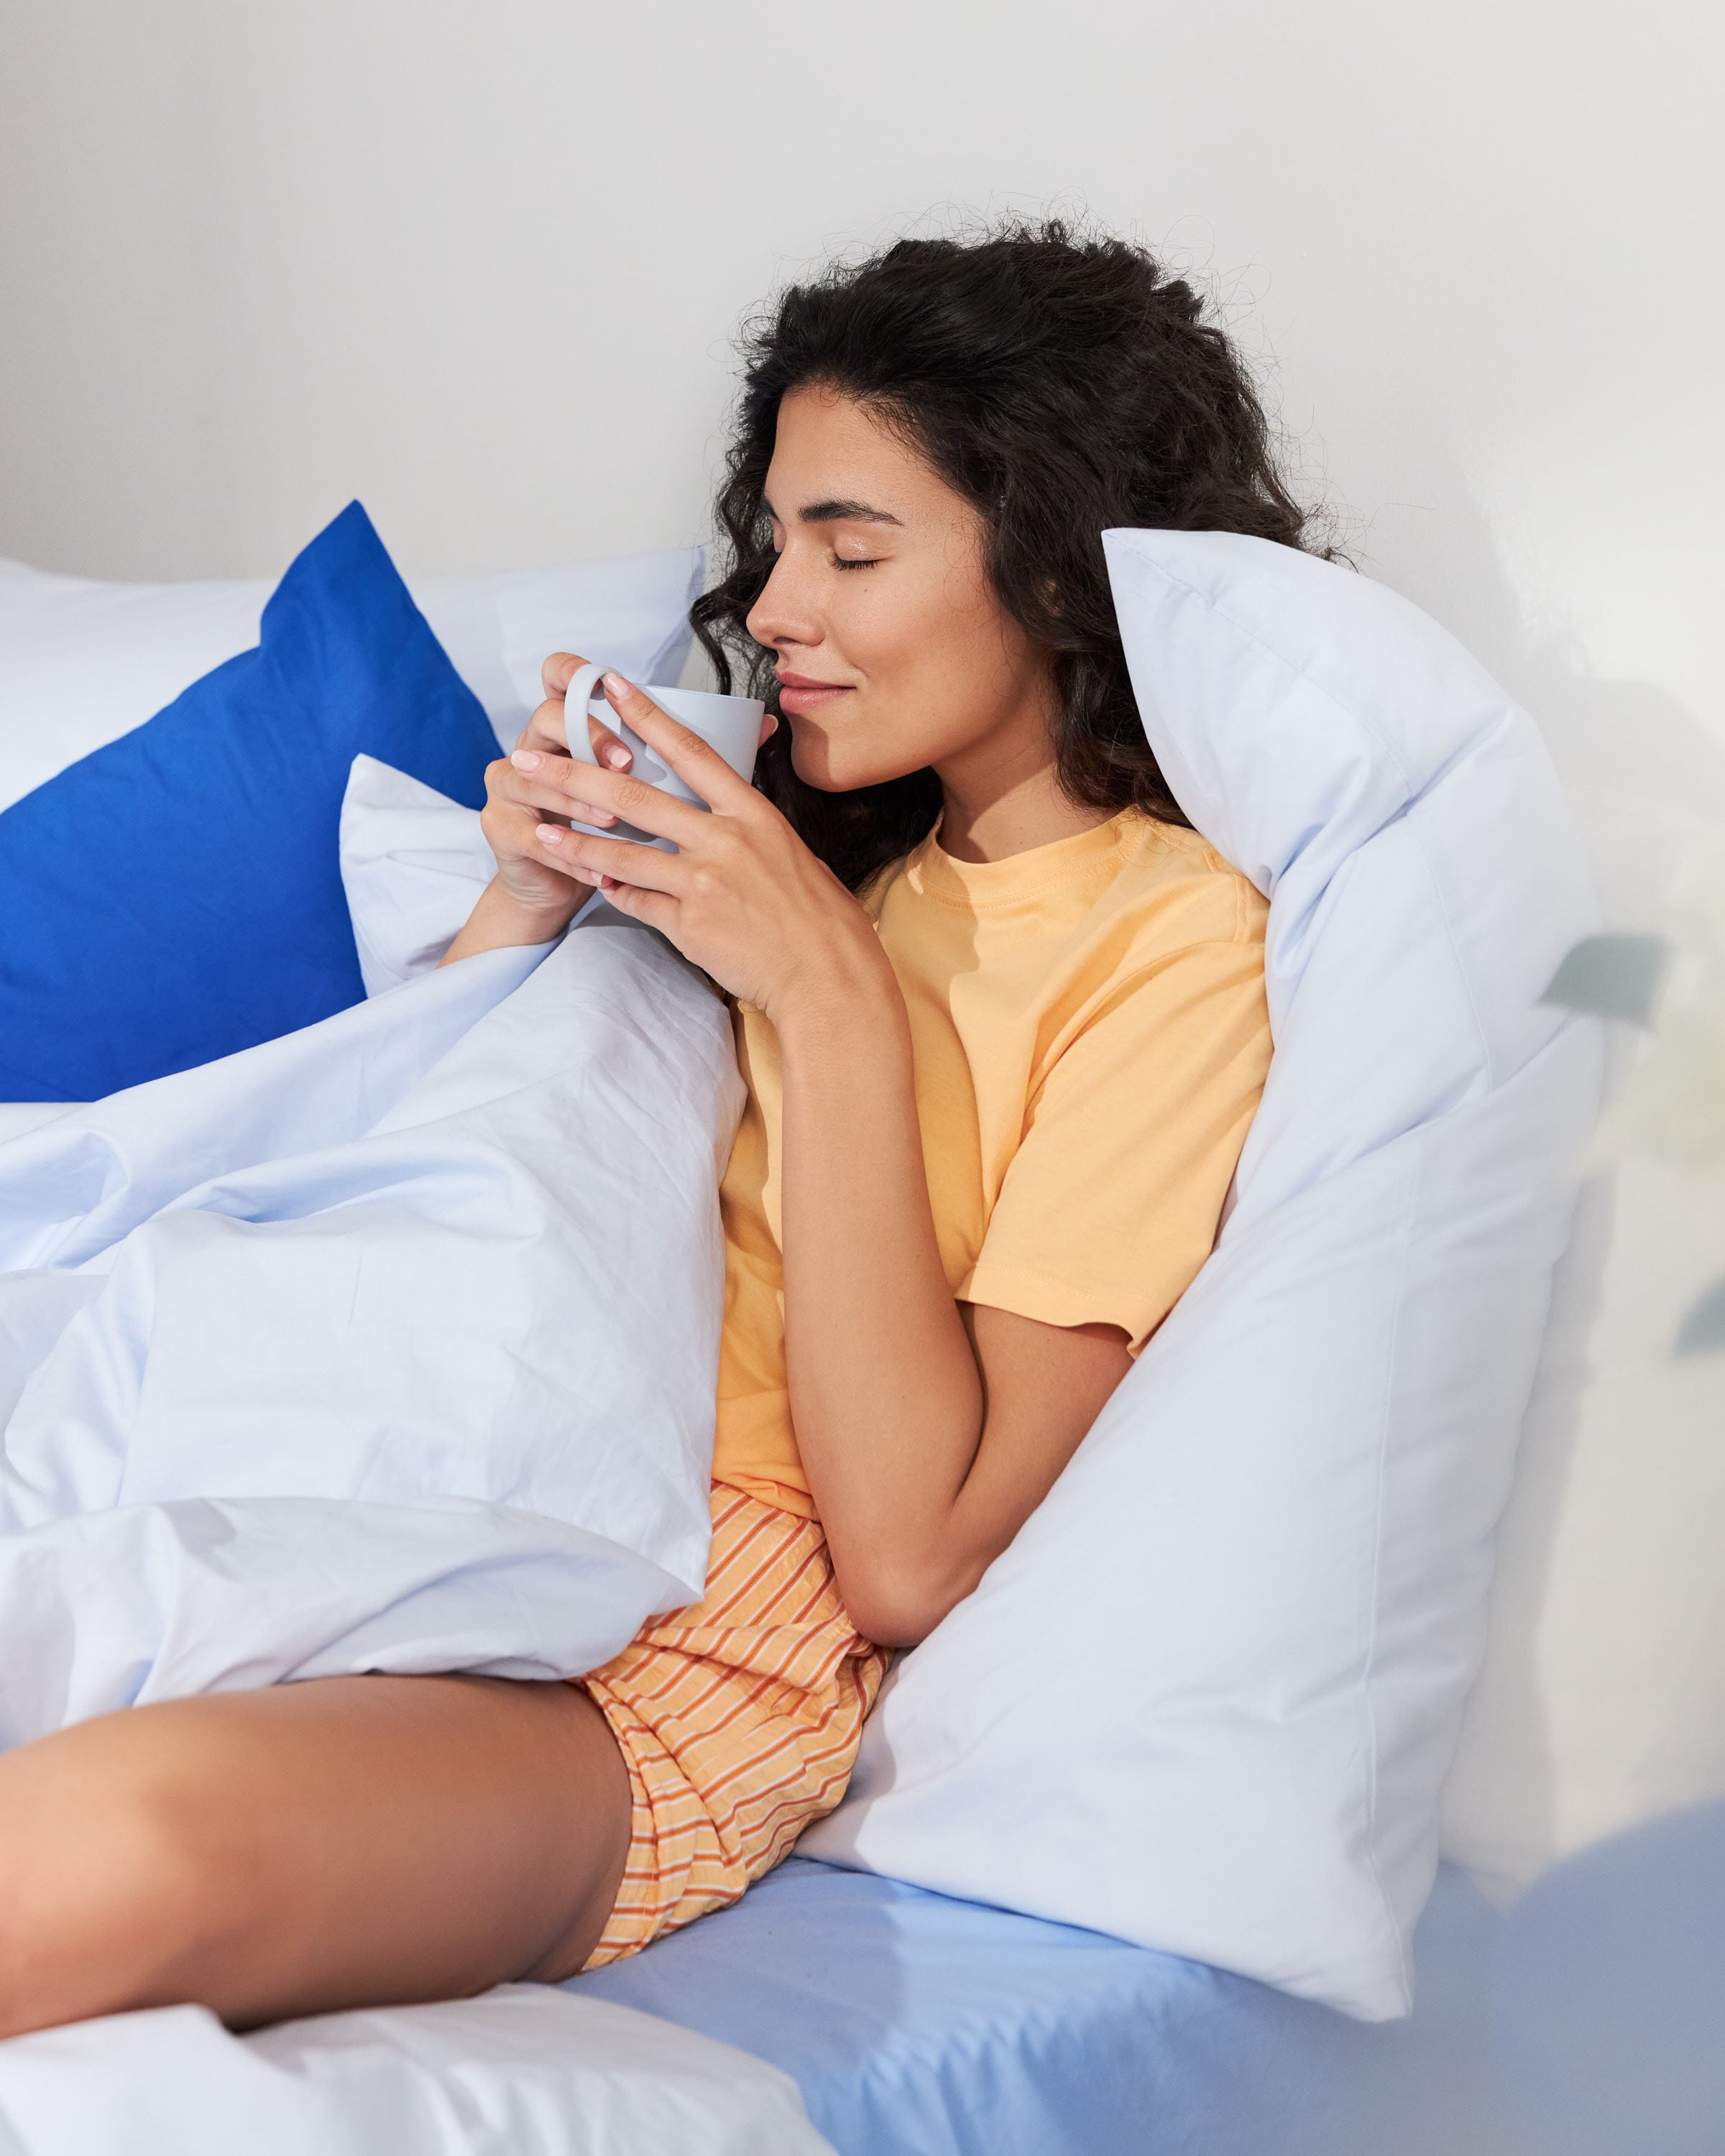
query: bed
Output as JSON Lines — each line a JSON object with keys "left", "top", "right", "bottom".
{"left": 577, "top": 1855, "right": 1517, "bottom": 2156}
{"left": 6, "top": 520, "right": 1690, "bottom": 2154}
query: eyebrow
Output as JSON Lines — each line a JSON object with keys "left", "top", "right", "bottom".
{"left": 767, "top": 495, "right": 904, "bottom": 528}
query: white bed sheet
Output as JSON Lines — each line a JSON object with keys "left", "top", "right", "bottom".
{"left": 0, "top": 1987, "right": 834, "bottom": 2156}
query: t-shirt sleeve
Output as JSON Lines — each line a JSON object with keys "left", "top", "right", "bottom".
{"left": 954, "top": 936, "right": 1272, "bottom": 1355}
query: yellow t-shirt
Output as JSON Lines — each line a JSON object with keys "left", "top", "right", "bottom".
{"left": 712, "top": 808, "right": 1273, "bottom": 1519}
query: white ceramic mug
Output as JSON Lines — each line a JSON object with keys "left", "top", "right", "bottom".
{"left": 561, "top": 660, "right": 765, "bottom": 852}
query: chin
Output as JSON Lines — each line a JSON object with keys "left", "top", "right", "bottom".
{"left": 788, "top": 738, "right": 863, "bottom": 794}
{"left": 788, "top": 730, "right": 914, "bottom": 797}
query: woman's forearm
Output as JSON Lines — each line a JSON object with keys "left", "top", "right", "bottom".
{"left": 438, "top": 877, "right": 575, "bottom": 969}
{"left": 776, "top": 961, "right": 987, "bottom": 1644}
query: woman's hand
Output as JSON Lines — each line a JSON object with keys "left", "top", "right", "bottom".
{"left": 506, "top": 670, "right": 890, "bottom": 1026}
{"left": 473, "top": 653, "right": 642, "bottom": 934}
{"left": 438, "top": 653, "right": 662, "bottom": 967}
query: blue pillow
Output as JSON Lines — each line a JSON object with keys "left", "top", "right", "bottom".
{"left": 0, "top": 502, "right": 500, "bottom": 1102}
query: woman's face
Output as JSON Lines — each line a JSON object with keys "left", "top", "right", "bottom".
{"left": 745, "top": 387, "right": 1056, "bottom": 798}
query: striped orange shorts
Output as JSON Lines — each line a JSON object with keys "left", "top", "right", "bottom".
{"left": 579, "top": 1481, "right": 888, "bottom": 1968}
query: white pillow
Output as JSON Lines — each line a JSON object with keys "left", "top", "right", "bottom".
{"left": 0, "top": 544, "right": 703, "bottom": 812}
{"left": 339, "top": 754, "right": 508, "bottom": 995}
{"left": 803, "top": 529, "right": 1601, "bottom": 2019}
{"left": 337, "top": 753, "right": 619, "bottom": 999}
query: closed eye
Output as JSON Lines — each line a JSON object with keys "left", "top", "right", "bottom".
{"left": 832, "top": 555, "right": 880, "bottom": 571}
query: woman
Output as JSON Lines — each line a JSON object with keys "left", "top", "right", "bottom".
{"left": 0, "top": 221, "right": 1312, "bottom": 2036}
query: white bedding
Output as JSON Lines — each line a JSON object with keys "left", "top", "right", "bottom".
{"left": 0, "top": 836, "right": 851, "bottom": 2150}
{"left": 0, "top": 913, "right": 741, "bottom": 1731}
{"left": 0, "top": 1989, "right": 834, "bottom": 2155}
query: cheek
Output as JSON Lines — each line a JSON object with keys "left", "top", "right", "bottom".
{"left": 846, "top": 556, "right": 988, "bottom": 703}
{"left": 877, "top": 552, "right": 1026, "bottom": 732}
{"left": 794, "top": 538, "right": 1037, "bottom": 787}
{"left": 939, "top": 544, "right": 1027, "bottom": 686}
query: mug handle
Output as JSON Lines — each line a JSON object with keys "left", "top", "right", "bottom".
{"left": 561, "top": 660, "right": 617, "bottom": 768}
{"left": 558, "top": 660, "right": 671, "bottom": 850}
{"left": 565, "top": 660, "right": 658, "bottom": 775}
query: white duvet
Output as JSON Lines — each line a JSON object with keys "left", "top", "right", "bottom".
{"left": 0, "top": 911, "right": 742, "bottom": 1724}
{"left": 0, "top": 898, "right": 835, "bottom": 2154}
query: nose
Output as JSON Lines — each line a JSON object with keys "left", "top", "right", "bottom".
{"left": 745, "top": 548, "right": 823, "bottom": 656}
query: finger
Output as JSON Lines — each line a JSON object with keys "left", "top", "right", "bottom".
{"left": 523, "top": 691, "right": 634, "bottom": 773}
{"left": 758, "top": 711, "right": 779, "bottom": 747}
{"left": 501, "top": 751, "right": 621, "bottom": 827}
{"left": 581, "top": 874, "right": 680, "bottom": 937}
{"left": 522, "top": 698, "right": 574, "bottom": 757}
{"left": 535, "top": 650, "right": 637, "bottom": 768}
{"left": 522, "top": 750, "right": 712, "bottom": 849}
{"left": 497, "top": 809, "right": 624, "bottom": 890}
{"left": 599, "top": 673, "right": 756, "bottom": 812}
{"left": 584, "top": 714, "right": 634, "bottom": 770}
{"left": 532, "top": 823, "right": 691, "bottom": 897}
{"left": 540, "top": 651, "right": 585, "bottom": 700}
{"left": 482, "top": 800, "right": 595, "bottom": 880}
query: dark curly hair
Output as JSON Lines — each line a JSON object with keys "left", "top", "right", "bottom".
{"left": 693, "top": 218, "right": 1330, "bottom": 893}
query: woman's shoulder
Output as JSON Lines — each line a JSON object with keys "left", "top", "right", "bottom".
{"left": 1108, "top": 812, "right": 1267, "bottom": 953}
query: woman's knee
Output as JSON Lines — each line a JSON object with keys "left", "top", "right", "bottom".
{"left": 0, "top": 1711, "right": 267, "bottom": 2036}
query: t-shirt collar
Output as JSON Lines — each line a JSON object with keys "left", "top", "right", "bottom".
{"left": 905, "top": 808, "right": 1132, "bottom": 908}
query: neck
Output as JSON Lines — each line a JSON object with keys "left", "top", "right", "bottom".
{"left": 935, "top": 736, "right": 1112, "bottom": 865}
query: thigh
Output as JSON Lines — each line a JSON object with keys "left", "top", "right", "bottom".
{"left": 0, "top": 1674, "right": 630, "bottom": 2040}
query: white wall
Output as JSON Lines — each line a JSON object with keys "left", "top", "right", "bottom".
{"left": 1, "top": 0, "right": 1720, "bottom": 825}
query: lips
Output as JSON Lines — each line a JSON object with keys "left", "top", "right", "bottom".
{"left": 775, "top": 671, "right": 855, "bottom": 717}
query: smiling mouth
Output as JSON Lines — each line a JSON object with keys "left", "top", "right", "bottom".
{"left": 776, "top": 672, "right": 855, "bottom": 717}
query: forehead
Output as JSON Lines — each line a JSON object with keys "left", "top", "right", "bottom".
{"left": 766, "top": 386, "right": 965, "bottom": 525}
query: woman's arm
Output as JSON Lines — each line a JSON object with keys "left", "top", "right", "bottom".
{"left": 500, "top": 670, "right": 1131, "bottom": 1649}
{"left": 438, "top": 872, "right": 579, "bottom": 968}
{"left": 776, "top": 970, "right": 1130, "bottom": 1646}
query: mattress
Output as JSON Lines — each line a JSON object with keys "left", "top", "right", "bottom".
{"left": 574, "top": 1857, "right": 1519, "bottom": 2156}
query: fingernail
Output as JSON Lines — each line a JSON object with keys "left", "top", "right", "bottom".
{"left": 604, "top": 745, "right": 631, "bottom": 769}
{"left": 512, "top": 750, "right": 542, "bottom": 772}
{"left": 537, "top": 824, "right": 564, "bottom": 847}
{"left": 602, "top": 671, "right": 631, "bottom": 701}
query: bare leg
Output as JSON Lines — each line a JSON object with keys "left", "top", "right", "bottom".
{"left": 0, "top": 1674, "right": 630, "bottom": 2040}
